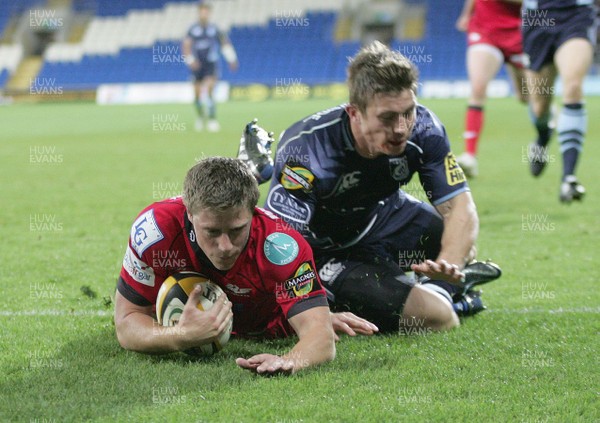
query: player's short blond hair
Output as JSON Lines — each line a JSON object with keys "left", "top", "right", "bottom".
{"left": 347, "top": 41, "right": 419, "bottom": 113}
{"left": 183, "top": 157, "right": 259, "bottom": 215}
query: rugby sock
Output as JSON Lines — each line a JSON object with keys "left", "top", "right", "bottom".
{"left": 194, "top": 100, "right": 203, "bottom": 118}
{"left": 528, "top": 106, "right": 553, "bottom": 147}
{"left": 420, "top": 279, "right": 458, "bottom": 305}
{"left": 206, "top": 97, "right": 216, "bottom": 119}
{"left": 464, "top": 105, "right": 483, "bottom": 156}
{"left": 558, "top": 103, "right": 586, "bottom": 179}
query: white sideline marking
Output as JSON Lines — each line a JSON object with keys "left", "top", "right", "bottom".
{"left": 487, "top": 307, "right": 600, "bottom": 314}
{"left": 0, "top": 308, "right": 599, "bottom": 316}
{"left": 0, "top": 310, "right": 111, "bottom": 316}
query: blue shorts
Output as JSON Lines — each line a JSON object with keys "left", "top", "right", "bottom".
{"left": 523, "top": 5, "right": 597, "bottom": 71}
{"left": 192, "top": 61, "right": 218, "bottom": 81}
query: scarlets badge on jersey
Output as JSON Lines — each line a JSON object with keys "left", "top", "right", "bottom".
{"left": 444, "top": 152, "right": 466, "bottom": 186}
{"left": 284, "top": 262, "right": 317, "bottom": 298}
{"left": 280, "top": 163, "right": 314, "bottom": 192}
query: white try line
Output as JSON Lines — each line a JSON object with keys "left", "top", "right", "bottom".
{"left": 486, "top": 307, "right": 600, "bottom": 314}
{"left": 0, "top": 307, "right": 598, "bottom": 317}
{"left": 0, "top": 310, "right": 112, "bottom": 317}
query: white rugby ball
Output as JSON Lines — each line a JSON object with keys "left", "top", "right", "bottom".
{"left": 156, "top": 271, "right": 232, "bottom": 355}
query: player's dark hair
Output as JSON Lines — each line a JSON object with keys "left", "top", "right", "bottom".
{"left": 183, "top": 157, "right": 259, "bottom": 215}
{"left": 348, "top": 41, "right": 419, "bottom": 113}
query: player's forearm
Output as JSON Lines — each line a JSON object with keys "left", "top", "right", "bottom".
{"left": 460, "top": 0, "right": 475, "bottom": 17}
{"left": 115, "top": 312, "right": 185, "bottom": 354}
{"left": 437, "top": 198, "right": 479, "bottom": 268}
{"left": 181, "top": 38, "right": 193, "bottom": 60}
{"left": 284, "top": 328, "right": 335, "bottom": 373}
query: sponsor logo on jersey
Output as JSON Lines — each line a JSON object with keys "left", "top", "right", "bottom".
{"left": 318, "top": 258, "right": 345, "bottom": 286}
{"left": 264, "top": 232, "right": 299, "bottom": 265}
{"left": 265, "top": 187, "right": 311, "bottom": 224}
{"left": 284, "top": 262, "right": 316, "bottom": 297}
{"left": 389, "top": 156, "right": 410, "bottom": 182}
{"left": 123, "top": 245, "right": 155, "bottom": 287}
{"left": 225, "top": 283, "right": 252, "bottom": 296}
{"left": 280, "top": 164, "right": 314, "bottom": 191}
{"left": 131, "top": 210, "right": 164, "bottom": 256}
{"left": 444, "top": 152, "right": 466, "bottom": 186}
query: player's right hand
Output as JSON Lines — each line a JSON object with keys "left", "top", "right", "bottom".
{"left": 330, "top": 312, "right": 379, "bottom": 340}
{"left": 176, "top": 286, "right": 232, "bottom": 350}
{"left": 235, "top": 354, "right": 295, "bottom": 375}
{"left": 411, "top": 259, "right": 465, "bottom": 285}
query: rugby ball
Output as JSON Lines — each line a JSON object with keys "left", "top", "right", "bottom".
{"left": 156, "top": 271, "right": 232, "bottom": 355}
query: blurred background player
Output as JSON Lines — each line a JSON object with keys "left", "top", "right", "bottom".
{"left": 455, "top": 0, "right": 527, "bottom": 177}
{"left": 182, "top": 1, "right": 238, "bottom": 132}
{"left": 523, "top": 0, "right": 597, "bottom": 202}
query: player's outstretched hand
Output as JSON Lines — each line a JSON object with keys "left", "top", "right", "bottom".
{"left": 176, "top": 286, "right": 233, "bottom": 350}
{"left": 330, "top": 312, "right": 379, "bottom": 340}
{"left": 236, "top": 354, "right": 294, "bottom": 376}
{"left": 411, "top": 259, "right": 465, "bottom": 285}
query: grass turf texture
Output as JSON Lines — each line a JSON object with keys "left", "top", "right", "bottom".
{"left": 1, "top": 98, "right": 598, "bottom": 422}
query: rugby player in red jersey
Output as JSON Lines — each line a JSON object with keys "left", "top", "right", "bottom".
{"left": 456, "top": 0, "right": 527, "bottom": 176}
{"left": 114, "top": 156, "right": 376, "bottom": 375}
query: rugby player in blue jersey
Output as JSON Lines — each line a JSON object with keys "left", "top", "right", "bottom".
{"left": 182, "top": 1, "right": 238, "bottom": 132}
{"left": 258, "top": 41, "right": 502, "bottom": 333}
{"left": 523, "top": 0, "right": 597, "bottom": 202}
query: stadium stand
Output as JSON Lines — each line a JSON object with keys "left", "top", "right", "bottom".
{"left": 36, "top": 0, "right": 358, "bottom": 90}
{"left": 3, "top": 0, "right": 481, "bottom": 93}
{"left": 0, "top": 1, "right": 38, "bottom": 90}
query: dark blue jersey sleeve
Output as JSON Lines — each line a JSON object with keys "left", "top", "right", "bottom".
{"left": 265, "top": 128, "right": 318, "bottom": 243}
{"left": 412, "top": 109, "right": 469, "bottom": 206}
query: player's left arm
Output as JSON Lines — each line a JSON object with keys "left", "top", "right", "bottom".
{"left": 438, "top": 191, "right": 479, "bottom": 268}
{"left": 410, "top": 111, "right": 479, "bottom": 283}
{"left": 235, "top": 306, "right": 335, "bottom": 375}
{"left": 411, "top": 192, "right": 478, "bottom": 284}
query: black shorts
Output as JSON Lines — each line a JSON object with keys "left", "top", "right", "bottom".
{"left": 522, "top": 5, "right": 597, "bottom": 71}
{"left": 192, "top": 61, "right": 218, "bottom": 81}
{"left": 314, "top": 191, "right": 444, "bottom": 332}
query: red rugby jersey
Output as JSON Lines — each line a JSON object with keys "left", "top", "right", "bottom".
{"left": 118, "top": 197, "right": 328, "bottom": 338}
{"left": 469, "top": 0, "right": 522, "bottom": 32}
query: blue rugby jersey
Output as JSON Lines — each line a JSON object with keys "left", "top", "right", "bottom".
{"left": 186, "top": 22, "right": 224, "bottom": 64}
{"left": 523, "top": 0, "right": 593, "bottom": 9}
{"left": 264, "top": 104, "right": 469, "bottom": 249}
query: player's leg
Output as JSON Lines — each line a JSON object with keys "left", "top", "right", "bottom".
{"left": 363, "top": 191, "right": 499, "bottom": 316}
{"left": 457, "top": 44, "right": 504, "bottom": 177}
{"left": 525, "top": 64, "right": 557, "bottom": 176}
{"left": 522, "top": 14, "right": 561, "bottom": 177}
{"left": 317, "top": 255, "right": 458, "bottom": 333}
{"left": 193, "top": 78, "right": 204, "bottom": 131}
{"left": 554, "top": 37, "right": 593, "bottom": 202}
{"left": 203, "top": 72, "right": 219, "bottom": 132}
{"left": 402, "top": 284, "right": 459, "bottom": 331}
{"left": 506, "top": 64, "right": 529, "bottom": 105}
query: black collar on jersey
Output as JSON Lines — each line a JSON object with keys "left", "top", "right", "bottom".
{"left": 183, "top": 212, "right": 227, "bottom": 275}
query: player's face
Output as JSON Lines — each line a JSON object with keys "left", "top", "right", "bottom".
{"left": 188, "top": 206, "right": 252, "bottom": 271}
{"left": 198, "top": 5, "right": 211, "bottom": 25}
{"left": 349, "top": 90, "right": 417, "bottom": 158}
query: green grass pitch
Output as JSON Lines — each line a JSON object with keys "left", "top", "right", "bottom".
{"left": 0, "top": 97, "right": 598, "bottom": 422}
